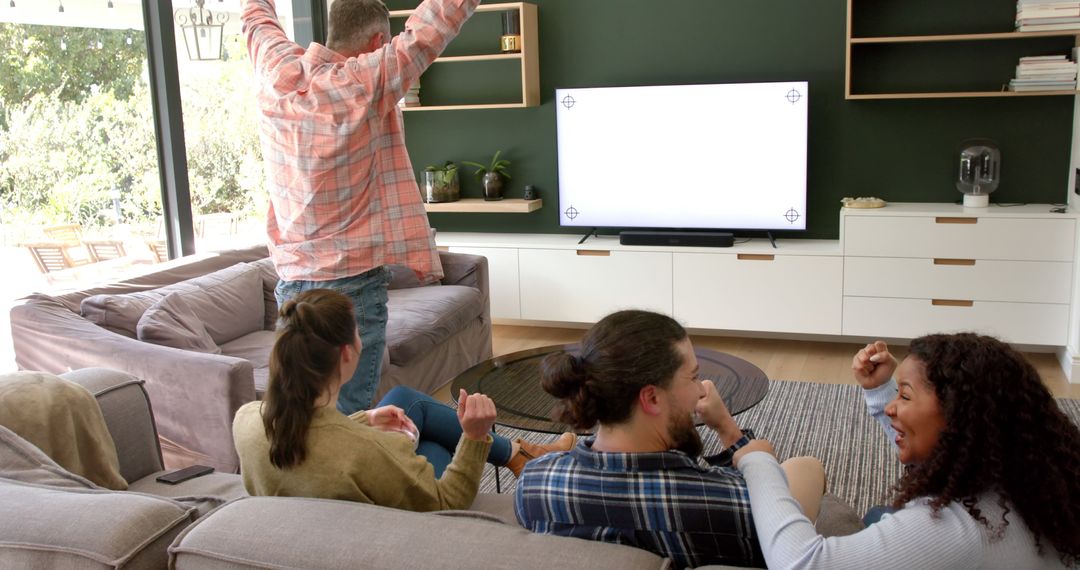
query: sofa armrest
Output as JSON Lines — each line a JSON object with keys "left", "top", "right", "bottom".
{"left": 60, "top": 368, "right": 164, "bottom": 483}
{"left": 437, "top": 250, "right": 490, "bottom": 315}
{"left": 438, "top": 251, "right": 487, "bottom": 292}
{"left": 11, "top": 298, "right": 255, "bottom": 473}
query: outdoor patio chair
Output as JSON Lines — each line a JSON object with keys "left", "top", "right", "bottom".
{"left": 195, "top": 212, "right": 239, "bottom": 239}
{"left": 23, "top": 241, "right": 89, "bottom": 274}
{"left": 43, "top": 223, "right": 84, "bottom": 244}
{"left": 84, "top": 239, "right": 127, "bottom": 262}
{"left": 42, "top": 223, "right": 93, "bottom": 265}
{"left": 146, "top": 239, "right": 169, "bottom": 263}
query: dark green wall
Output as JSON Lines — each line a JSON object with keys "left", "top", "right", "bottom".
{"left": 394, "top": 0, "right": 1075, "bottom": 240}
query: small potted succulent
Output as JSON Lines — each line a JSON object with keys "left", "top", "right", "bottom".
{"left": 463, "top": 150, "right": 511, "bottom": 201}
{"left": 419, "top": 161, "right": 460, "bottom": 203}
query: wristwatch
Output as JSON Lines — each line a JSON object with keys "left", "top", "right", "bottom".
{"left": 704, "top": 428, "right": 755, "bottom": 467}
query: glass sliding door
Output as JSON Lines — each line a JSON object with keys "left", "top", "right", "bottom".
{"left": 0, "top": 0, "right": 165, "bottom": 370}
{"left": 172, "top": 0, "right": 294, "bottom": 252}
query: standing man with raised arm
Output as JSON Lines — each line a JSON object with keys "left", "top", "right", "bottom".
{"left": 241, "top": 0, "right": 480, "bottom": 413}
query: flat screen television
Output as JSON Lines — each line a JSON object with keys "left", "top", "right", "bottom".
{"left": 555, "top": 81, "right": 808, "bottom": 232}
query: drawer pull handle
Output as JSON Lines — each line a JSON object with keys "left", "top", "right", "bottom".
{"left": 932, "top": 299, "right": 974, "bottom": 307}
{"left": 737, "top": 254, "right": 775, "bottom": 261}
{"left": 933, "top": 258, "right": 976, "bottom": 266}
{"left": 436, "top": 246, "right": 450, "bottom": 252}
{"left": 576, "top": 250, "right": 610, "bottom": 257}
{"left": 935, "top": 217, "right": 977, "bottom": 225}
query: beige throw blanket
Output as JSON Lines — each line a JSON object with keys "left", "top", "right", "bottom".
{"left": 0, "top": 371, "right": 127, "bottom": 490}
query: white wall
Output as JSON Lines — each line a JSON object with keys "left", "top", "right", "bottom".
{"left": 1060, "top": 95, "right": 1080, "bottom": 382}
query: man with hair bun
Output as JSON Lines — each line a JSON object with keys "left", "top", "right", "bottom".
{"left": 241, "top": 0, "right": 480, "bottom": 414}
{"left": 515, "top": 309, "right": 825, "bottom": 569}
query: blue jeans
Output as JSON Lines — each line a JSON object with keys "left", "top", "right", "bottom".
{"left": 275, "top": 266, "right": 390, "bottom": 414}
{"left": 378, "top": 386, "right": 513, "bottom": 477}
{"left": 863, "top": 505, "right": 897, "bottom": 527}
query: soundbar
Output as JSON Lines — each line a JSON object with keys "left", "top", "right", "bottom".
{"left": 619, "top": 231, "right": 734, "bottom": 248}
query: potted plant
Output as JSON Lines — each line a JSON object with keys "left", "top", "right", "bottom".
{"left": 419, "top": 161, "right": 460, "bottom": 203}
{"left": 463, "top": 150, "right": 511, "bottom": 201}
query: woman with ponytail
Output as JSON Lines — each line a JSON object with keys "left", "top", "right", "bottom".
{"left": 233, "top": 289, "right": 573, "bottom": 512}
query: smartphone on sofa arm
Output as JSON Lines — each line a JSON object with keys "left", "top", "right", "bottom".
{"left": 156, "top": 465, "right": 214, "bottom": 485}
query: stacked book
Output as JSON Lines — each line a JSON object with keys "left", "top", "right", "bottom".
{"left": 1016, "top": 0, "right": 1080, "bottom": 32}
{"left": 398, "top": 80, "right": 421, "bottom": 108}
{"left": 1009, "top": 54, "right": 1078, "bottom": 91}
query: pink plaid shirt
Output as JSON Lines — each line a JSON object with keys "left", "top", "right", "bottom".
{"left": 243, "top": 0, "right": 479, "bottom": 282}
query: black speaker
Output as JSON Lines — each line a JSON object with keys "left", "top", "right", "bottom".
{"left": 618, "top": 231, "right": 734, "bottom": 247}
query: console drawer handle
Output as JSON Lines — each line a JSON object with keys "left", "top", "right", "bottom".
{"left": 932, "top": 299, "right": 974, "bottom": 307}
{"left": 576, "top": 250, "right": 610, "bottom": 256}
{"left": 737, "top": 254, "right": 775, "bottom": 261}
{"left": 934, "top": 258, "right": 976, "bottom": 266}
{"left": 935, "top": 217, "right": 977, "bottom": 224}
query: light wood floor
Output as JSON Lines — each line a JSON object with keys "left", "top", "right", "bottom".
{"left": 464, "top": 324, "right": 1079, "bottom": 399}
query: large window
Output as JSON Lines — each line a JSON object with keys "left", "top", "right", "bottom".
{"left": 0, "top": 0, "right": 311, "bottom": 372}
{"left": 0, "top": 0, "right": 165, "bottom": 369}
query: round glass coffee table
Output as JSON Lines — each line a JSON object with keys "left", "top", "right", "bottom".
{"left": 451, "top": 344, "right": 770, "bottom": 435}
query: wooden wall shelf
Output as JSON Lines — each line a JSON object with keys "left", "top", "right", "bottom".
{"left": 423, "top": 198, "right": 542, "bottom": 213}
{"left": 845, "top": 0, "right": 1080, "bottom": 99}
{"left": 391, "top": 2, "right": 539, "bottom": 111}
{"left": 848, "top": 90, "right": 1078, "bottom": 99}
{"left": 852, "top": 30, "right": 1080, "bottom": 44}
{"left": 403, "top": 103, "right": 533, "bottom": 111}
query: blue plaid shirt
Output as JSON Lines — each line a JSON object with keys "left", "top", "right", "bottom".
{"left": 515, "top": 437, "right": 763, "bottom": 568}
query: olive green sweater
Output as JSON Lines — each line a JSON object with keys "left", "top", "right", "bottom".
{"left": 232, "top": 402, "right": 491, "bottom": 512}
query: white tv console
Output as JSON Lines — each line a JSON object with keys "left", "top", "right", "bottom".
{"left": 436, "top": 203, "right": 1080, "bottom": 382}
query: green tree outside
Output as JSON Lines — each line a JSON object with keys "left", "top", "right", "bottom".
{"left": 0, "top": 22, "right": 264, "bottom": 243}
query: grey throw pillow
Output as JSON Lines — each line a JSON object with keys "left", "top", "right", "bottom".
{"left": 82, "top": 262, "right": 265, "bottom": 344}
{"left": 387, "top": 264, "right": 425, "bottom": 289}
{"left": 137, "top": 292, "right": 222, "bottom": 354}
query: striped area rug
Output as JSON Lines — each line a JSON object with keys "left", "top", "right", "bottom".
{"left": 480, "top": 380, "right": 1080, "bottom": 517}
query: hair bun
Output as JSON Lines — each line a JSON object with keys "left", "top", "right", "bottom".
{"left": 540, "top": 352, "right": 587, "bottom": 399}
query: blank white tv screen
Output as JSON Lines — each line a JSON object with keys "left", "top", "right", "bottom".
{"left": 556, "top": 81, "right": 808, "bottom": 231}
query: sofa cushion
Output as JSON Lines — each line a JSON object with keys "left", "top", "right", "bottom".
{"left": 468, "top": 492, "right": 519, "bottom": 525}
{"left": 387, "top": 264, "right": 428, "bottom": 289}
{"left": 0, "top": 371, "right": 127, "bottom": 490}
{"left": 169, "top": 497, "right": 669, "bottom": 570}
{"left": 0, "top": 478, "right": 196, "bottom": 570}
{"left": 385, "top": 285, "right": 484, "bottom": 366}
{"left": 137, "top": 293, "right": 222, "bottom": 354}
{"left": 248, "top": 257, "right": 280, "bottom": 331}
{"left": 81, "top": 262, "right": 265, "bottom": 344}
{"left": 219, "top": 330, "right": 276, "bottom": 397}
{"left": 127, "top": 472, "right": 249, "bottom": 518}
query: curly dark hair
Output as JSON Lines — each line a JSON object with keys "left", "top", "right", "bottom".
{"left": 540, "top": 310, "right": 687, "bottom": 430}
{"left": 892, "top": 333, "right": 1079, "bottom": 564}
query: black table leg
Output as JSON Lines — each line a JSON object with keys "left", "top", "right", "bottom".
{"left": 493, "top": 425, "right": 502, "bottom": 493}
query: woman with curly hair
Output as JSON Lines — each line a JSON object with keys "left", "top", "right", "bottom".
{"left": 734, "top": 332, "right": 1079, "bottom": 569}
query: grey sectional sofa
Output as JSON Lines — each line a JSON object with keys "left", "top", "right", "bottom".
{"left": 9, "top": 245, "right": 493, "bottom": 472}
{"left": 1, "top": 368, "right": 677, "bottom": 570}
{"left": 2, "top": 368, "right": 864, "bottom": 569}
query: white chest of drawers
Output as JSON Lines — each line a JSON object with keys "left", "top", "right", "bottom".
{"left": 840, "top": 204, "right": 1078, "bottom": 345}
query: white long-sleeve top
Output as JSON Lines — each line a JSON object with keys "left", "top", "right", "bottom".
{"left": 736, "top": 380, "right": 1066, "bottom": 570}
